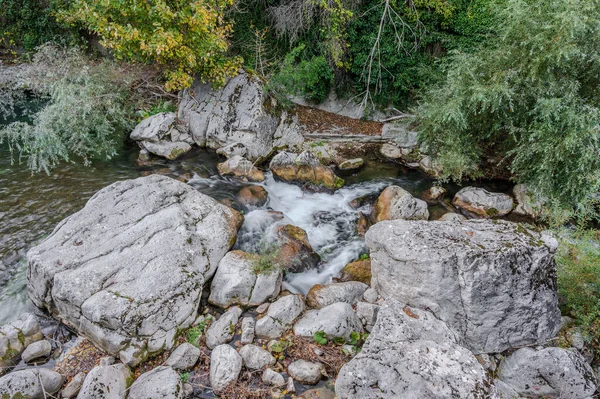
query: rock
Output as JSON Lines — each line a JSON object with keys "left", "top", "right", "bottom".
{"left": 366, "top": 219, "right": 561, "bottom": 353}
{"left": 205, "top": 306, "right": 242, "bottom": 349}
{"left": 217, "top": 155, "right": 265, "bottom": 182}
{"left": 131, "top": 113, "right": 193, "bottom": 160}
{"left": 209, "top": 251, "right": 282, "bottom": 308}
{"left": 240, "top": 317, "right": 255, "bottom": 344}
{"left": 78, "top": 364, "right": 132, "bottom": 399}
{"left": 339, "top": 158, "right": 364, "bottom": 170}
{"left": 183, "top": 383, "right": 193, "bottom": 397}
{"left": 513, "top": 184, "right": 545, "bottom": 218}
{"left": 239, "top": 344, "right": 276, "bottom": 370}
{"left": 210, "top": 344, "right": 242, "bottom": 393}
{"left": 419, "top": 155, "right": 443, "bottom": 176}
{"left": 0, "top": 368, "right": 63, "bottom": 399}
{"left": 27, "top": 175, "right": 242, "bottom": 364}
{"left": 476, "top": 353, "right": 497, "bottom": 372}
{"left": 421, "top": 186, "right": 447, "bottom": 203}
{"left": 498, "top": 347, "right": 597, "bottom": 399}
{"left": 262, "top": 368, "right": 285, "bottom": 387}
{"left": 217, "top": 142, "right": 248, "bottom": 159}
{"left": 165, "top": 343, "right": 200, "bottom": 370}
{"left": 129, "top": 366, "right": 183, "bottom": 399}
{"left": 306, "top": 282, "right": 368, "bottom": 309}
{"left": 0, "top": 313, "right": 43, "bottom": 372}
{"left": 372, "top": 186, "right": 429, "bottom": 222}
{"left": 143, "top": 141, "right": 192, "bottom": 161}
{"left": 62, "top": 372, "right": 86, "bottom": 398}
{"left": 356, "top": 212, "right": 369, "bottom": 236}
{"left": 566, "top": 327, "right": 585, "bottom": 350}
{"left": 99, "top": 356, "right": 116, "bottom": 367}
{"left": 494, "top": 379, "right": 523, "bottom": 399}
{"left": 356, "top": 302, "right": 380, "bottom": 331}
{"left": 338, "top": 260, "right": 371, "bottom": 285}
{"left": 438, "top": 212, "right": 466, "bottom": 221}
{"left": 21, "top": 339, "right": 51, "bottom": 363}
{"left": 286, "top": 377, "right": 296, "bottom": 393}
{"left": 178, "top": 72, "right": 304, "bottom": 160}
{"left": 273, "top": 224, "right": 320, "bottom": 273}
{"left": 269, "top": 151, "right": 344, "bottom": 190}
{"left": 380, "top": 143, "right": 403, "bottom": 159}
{"left": 237, "top": 185, "right": 268, "bottom": 208}
{"left": 256, "top": 303, "right": 270, "bottom": 314}
{"left": 293, "top": 302, "right": 362, "bottom": 340}
{"left": 335, "top": 300, "right": 491, "bottom": 399}
{"left": 287, "top": 360, "right": 324, "bottom": 385}
{"left": 255, "top": 295, "right": 305, "bottom": 339}
{"left": 131, "top": 112, "right": 177, "bottom": 142}
{"left": 363, "top": 288, "right": 378, "bottom": 304}
{"left": 453, "top": 186, "right": 514, "bottom": 218}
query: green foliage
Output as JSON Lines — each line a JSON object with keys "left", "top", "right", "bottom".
{"left": 555, "top": 231, "right": 600, "bottom": 357}
{"left": 180, "top": 372, "right": 190, "bottom": 383}
{"left": 359, "top": 253, "right": 369, "bottom": 261}
{"left": 187, "top": 327, "right": 203, "bottom": 347}
{"left": 418, "top": 0, "right": 600, "bottom": 212}
{"left": 313, "top": 330, "right": 328, "bottom": 345}
{"left": 252, "top": 244, "right": 282, "bottom": 275}
{"left": 139, "top": 101, "right": 177, "bottom": 120}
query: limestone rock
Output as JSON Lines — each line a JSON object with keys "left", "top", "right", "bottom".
{"left": 372, "top": 186, "right": 429, "bottom": 222}
{"left": 128, "top": 366, "right": 183, "bottom": 399}
{"left": 513, "top": 184, "right": 545, "bottom": 218}
{"left": 366, "top": 219, "right": 561, "bottom": 353}
{"left": 237, "top": 186, "right": 268, "bottom": 208}
{"left": 217, "top": 155, "right": 265, "bottom": 182}
{"left": 62, "top": 372, "right": 86, "bottom": 398}
{"left": 210, "top": 344, "right": 242, "bottom": 393}
{"left": 255, "top": 295, "right": 305, "bottom": 339}
{"left": 209, "top": 251, "right": 282, "bottom": 308}
{"left": 287, "top": 360, "right": 324, "bottom": 385}
{"left": 338, "top": 260, "right": 371, "bottom": 285}
{"left": 338, "top": 158, "right": 364, "bottom": 170}
{"left": 206, "top": 307, "right": 242, "bottom": 349}
{"left": 421, "top": 186, "right": 447, "bottom": 203}
{"left": 363, "top": 288, "right": 378, "bottom": 304}
{"left": 453, "top": 187, "right": 514, "bottom": 218}
{"left": 216, "top": 142, "right": 248, "bottom": 159}
{"left": 239, "top": 344, "right": 276, "bottom": 370}
{"left": 131, "top": 113, "right": 193, "bottom": 160}
{"left": 0, "top": 368, "right": 63, "bottom": 399}
{"left": 269, "top": 151, "right": 344, "bottom": 190}
{"left": 143, "top": 141, "right": 191, "bottom": 161}
{"left": 293, "top": 302, "right": 362, "bottom": 340}
{"left": 438, "top": 212, "right": 466, "bottom": 222}
{"left": 21, "top": 339, "right": 51, "bottom": 363}
{"left": 306, "top": 282, "right": 368, "bottom": 309}
{"left": 380, "top": 143, "right": 402, "bottom": 159}
{"left": 165, "top": 343, "right": 200, "bottom": 370}
{"left": 356, "top": 302, "right": 380, "bottom": 331}
{"left": 273, "top": 224, "right": 320, "bottom": 273}
{"left": 262, "top": 368, "right": 285, "bottom": 387}
{"left": 78, "top": 364, "right": 132, "bottom": 399}
{"left": 0, "top": 313, "right": 43, "bottom": 372}
{"left": 498, "top": 347, "right": 597, "bottom": 399}
{"left": 27, "top": 175, "right": 242, "bottom": 364}
{"left": 240, "top": 317, "right": 255, "bottom": 345}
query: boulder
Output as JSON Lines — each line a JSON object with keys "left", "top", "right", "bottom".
{"left": 362, "top": 288, "right": 378, "bottom": 304}
{"left": 513, "top": 184, "right": 545, "bottom": 218}
{"left": 421, "top": 186, "right": 447, "bottom": 203}
{"left": 21, "top": 339, "right": 51, "bottom": 363}
{"left": 239, "top": 344, "right": 276, "bottom": 370}
{"left": 128, "top": 366, "right": 183, "bottom": 399}
{"left": 0, "top": 368, "right": 63, "bottom": 399}
{"left": 453, "top": 187, "right": 514, "bottom": 218}
{"left": 498, "top": 347, "right": 597, "bottom": 399}
{"left": 210, "top": 344, "right": 242, "bottom": 393}
{"left": 165, "top": 343, "right": 200, "bottom": 370}
{"left": 237, "top": 186, "right": 268, "bottom": 208}
{"left": 287, "top": 360, "right": 324, "bottom": 385}
{"left": 240, "top": 317, "right": 255, "bottom": 344}
{"left": 262, "top": 368, "right": 285, "bottom": 387}
{"left": 306, "top": 282, "right": 369, "bottom": 309}
{"left": 205, "top": 307, "right": 242, "bottom": 349}
{"left": 356, "top": 302, "right": 380, "bottom": 331}
{"left": 62, "top": 372, "right": 86, "bottom": 398}
{"left": 338, "top": 158, "right": 364, "bottom": 170}
{"left": 293, "top": 302, "right": 362, "bottom": 340}
{"left": 178, "top": 72, "right": 303, "bottom": 160}
{"left": 335, "top": 300, "right": 492, "bottom": 399}
{"left": 143, "top": 141, "right": 192, "bottom": 161}
{"left": 209, "top": 251, "right": 282, "bottom": 308}
{"left": 217, "top": 155, "right": 265, "bottom": 182}
{"left": 419, "top": 155, "right": 443, "bottom": 177}
{"left": 216, "top": 142, "right": 248, "bottom": 159}
{"left": 78, "top": 364, "right": 132, "bottom": 399}
{"left": 131, "top": 112, "right": 177, "bottom": 142}
{"left": 366, "top": 219, "right": 561, "bottom": 353}
{"left": 338, "top": 260, "right": 371, "bottom": 285}
{"left": 255, "top": 295, "right": 305, "bottom": 339}
{"left": 130, "top": 112, "right": 193, "bottom": 160}
{"left": 372, "top": 186, "right": 429, "bottom": 222}
{"left": 438, "top": 212, "right": 466, "bottom": 222}
{"left": 272, "top": 224, "right": 320, "bottom": 273}
{"left": 379, "top": 143, "right": 403, "bottom": 159}
{"left": 269, "top": 151, "right": 344, "bottom": 190}
{"left": 27, "top": 175, "right": 242, "bottom": 365}
{"left": 0, "top": 313, "right": 43, "bottom": 372}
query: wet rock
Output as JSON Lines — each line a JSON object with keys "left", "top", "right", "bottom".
{"left": 338, "top": 158, "right": 364, "bottom": 170}
{"left": 513, "top": 184, "right": 545, "bottom": 218}
{"left": 131, "top": 112, "right": 177, "bottom": 142}
{"left": 240, "top": 317, "right": 255, "bottom": 344}
{"left": 78, "top": 364, "right": 132, "bottom": 399}
{"left": 21, "top": 339, "right": 51, "bottom": 363}
{"left": 210, "top": 344, "right": 242, "bottom": 393}
{"left": 269, "top": 151, "right": 344, "bottom": 190}
{"left": 239, "top": 344, "right": 276, "bottom": 370}
{"left": 380, "top": 143, "right": 403, "bottom": 159}
{"left": 128, "top": 366, "right": 183, "bottom": 399}
{"left": 498, "top": 347, "right": 597, "bottom": 398}
{"left": 338, "top": 260, "right": 371, "bottom": 285}
{"left": 287, "top": 360, "right": 324, "bottom": 385}
{"left": 273, "top": 224, "right": 320, "bottom": 273}
{"left": 356, "top": 302, "right": 380, "bottom": 331}
{"left": 179, "top": 72, "right": 304, "bottom": 160}
{"left": 418, "top": 155, "right": 443, "bottom": 177}
{"left": 217, "top": 155, "right": 265, "bottom": 182}
{"left": 131, "top": 112, "right": 193, "bottom": 160}
{"left": 0, "top": 368, "right": 63, "bottom": 399}
{"left": 293, "top": 302, "right": 362, "bottom": 340}
{"left": 209, "top": 250, "right": 282, "bottom": 308}
{"left": 217, "top": 142, "right": 248, "bottom": 159}
{"left": 0, "top": 313, "right": 43, "bottom": 372}
{"left": 206, "top": 306, "right": 242, "bottom": 349}
{"left": 421, "top": 186, "right": 447, "bottom": 203}
{"left": 62, "top": 371, "right": 86, "bottom": 398}
{"left": 363, "top": 288, "right": 378, "bottom": 304}
{"left": 335, "top": 300, "right": 490, "bottom": 399}
{"left": 165, "top": 343, "right": 200, "bottom": 370}
{"left": 27, "top": 175, "right": 242, "bottom": 365}
{"left": 356, "top": 212, "right": 369, "bottom": 236}
{"left": 438, "top": 212, "right": 466, "bottom": 221}
{"left": 306, "top": 282, "right": 368, "bottom": 309}
{"left": 366, "top": 219, "right": 561, "bottom": 353}
{"left": 255, "top": 295, "right": 305, "bottom": 339}
{"left": 453, "top": 186, "right": 514, "bottom": 218}
{"left": 237, "top": 185, "right": 268, "bottom": 208}
{"left": 372, "top": 185, "right": 429, "bottom": 222}
{"left": 143, "top": 141, "right": 192, "bottom": 161}
{"left": 262, "top": 368, "right": 285, "bottom": 387}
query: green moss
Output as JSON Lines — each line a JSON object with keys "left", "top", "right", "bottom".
{"left": 485, "top": 207, "right": 499, "bottom": 217}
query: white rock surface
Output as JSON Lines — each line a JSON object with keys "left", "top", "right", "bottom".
{"left": 239, "top": 344, "right": 276, "bottom": 370}
{"left": 240, "top": 317, "right": 255, "bottom": 345}
{"left": 128, "top": 366, "right": 183, "bottom": 399}
{"left": 210, "top": 344, "right": 242, "bottom": 392}
{"left": 372, "top": 185, "right": 429, "bottom": 222}
{"left": 262, "top": 368, "right": 285, "bottom": 387}
{"left": 77, "top": 364, "right": 132, "bottom": 399}
{"left": 306, "top": 281, "right": 368, "bottom": 309}
{"left": 287, "top": 360, "right": 324, "bottom": 385}
{"left": 21, "top": 339, "right": 51, "bottom": 362}
{"left": 293, "top": 302, "right": 362, "bottom": 340}
{"left": 453, "top": 186, "right": 514, "bottom": 218}
{"left": 62, "top": 371, "right": 86, "bottom": 398}
{"left": 206, "top": 307, "right": 242, "bottom": 349}
{"left": 0, "top": 313, "right": 43, "bottom": 371}
{"left": 0, "top": 368, "right": 63, "bottom": 399}
{"left": 255, "top": 295, "right": 305, "bottom": 339}
{"left": 165, "top": 343, "right": 200, "bottom": 370}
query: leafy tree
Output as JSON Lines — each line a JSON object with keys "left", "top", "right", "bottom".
{"left": 418, "top": 0, "right": 600, "bottom": 211}
{"left": 59, "top": 0, "right": 241, "bottom": 91}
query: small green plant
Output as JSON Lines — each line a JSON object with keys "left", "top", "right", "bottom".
{"left": 180, "top": 372, "right": 190, "bottom": 383}
{"left": 139, "top": 101, "right": 177, "bottom": 120}
{"left": 332, "top": 337, "right": 346, "bottom": 345}
{"left": 251, "top": 244, "right": 281, "bottom": 275}
{"left": 359, "top": 253, "right": 370, "bottom": 261}
{"left": 313, "top": 331, "right": 328, "bottom": 345}
{"left": 269, "top": 337, "right": 294, "bottom": 360}
{"left": 187, "top": 327, "right": 202, "bottom": 347}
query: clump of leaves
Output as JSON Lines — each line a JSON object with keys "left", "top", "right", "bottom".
{"left": 313, "top": 330, "right": 328, "bottom": 345}
{"left": 359, "top": 253, "right": 370, "bottom": 261}
{"left": 138, "top": 101, "right": 176, "bottom": 120}
{"left": 180, "top": 372, "right": 190, "bottom": 383}
{"left": 251, "top": 244, "right": 281, "bottom": 275}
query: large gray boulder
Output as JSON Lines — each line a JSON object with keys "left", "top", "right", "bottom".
{"left": 293, "top": 302, "right": 362, "bottom": 340}
{"left": 130, "top": 112, "right": 193, "bottom": 160}
{"left": 209, "top": 250, "right": 282, "bottom": 308}
{"left": 255, "top": 294, "right": 305, "bottom": 339}
{"left": 498, "top": 347, "right": 597, "bottom": 399}
{"left": 128, "top": 366, "right": 183, "bottom": 399}
{"left": 0, "top": 313, "right": 43, "bottom": 373}
{"left": 269, "top": 150, "right": 344, "bottom": 190}
{"left": 77, "top": 364, "right": 132, "bottom": 399}
{"left": 372, "top": 186, "right": 429, "bottom": 222}
{"left": 335, "top": 300, "right": 493, "bottom": 399}
{"left": 0, "top": 368, "right": 64, "bottom": 399}
{"left": 306, "top": 281, "right": 368, "bottom": 309}
{"left": 366, "top": 219, "right": 561, "bottom": 354}
{"left": 27, "top": 175, "right": 242, "bottom": 365}
{"left": 178, "top": 72, "right": 303, "bottom": 160}
{"left": 453, "top": 186, "right": 514, "bottom": 218}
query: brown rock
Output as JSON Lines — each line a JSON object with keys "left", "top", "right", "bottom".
{"left": 338, "top": 260, "right": 371, "bottom": 285}
{"left": 217, "top": 155, "right": 265, "bottom": 182}
{"left": 357, "top": 212, "right": 369, "bottom": 236}
{"left": 372, "top": 186, "right": 429, "bottom": 222}
{"left": 269, "top": 151, "right": 344, "bottom": 190}
{"left": 421, "top": 186, "right": 447, "bottom": 204}
{"left": 237, "top": 186, "right": 268, "bottom": 208}
{"left": 273, "top": 224, "right": 320, "bottom": 273}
